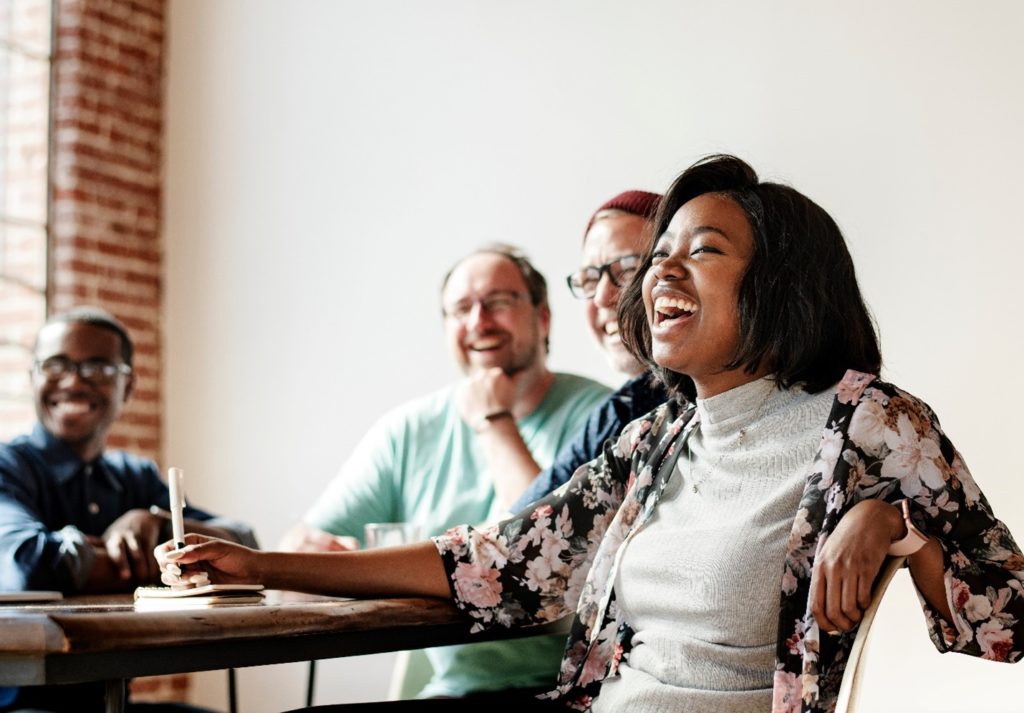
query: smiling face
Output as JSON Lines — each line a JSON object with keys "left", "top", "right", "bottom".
{"left": 442, "top": 252, "right": 551, "bottom": 375}
{"left": 32, "top": 321, "right": 135, "bottom": 461}
{"left": 642, "top": 192, "right": 762, "bottom": 399}
{"left": 582, "top": 212, "right": 650, "bottom": 377}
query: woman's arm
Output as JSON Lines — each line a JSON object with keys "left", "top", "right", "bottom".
{"left": 809, "top": 499, "right": 953, "bottom": 633}
{"left": 157, "top": 535, "right": 450, "bottom": 599}
{"left": 811, "top": 377, "right": 1023, "bottom": 659}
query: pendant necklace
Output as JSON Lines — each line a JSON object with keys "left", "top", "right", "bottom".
{"left": 685, "top": 424, "right": 751, "bottom": 494}
{"left": 685, "top": 384, "right": 773, "bottom": 494}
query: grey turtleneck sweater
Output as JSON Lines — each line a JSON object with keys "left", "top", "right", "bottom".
{"left": 594, "top": 377, "right": 836, "bottom": 713}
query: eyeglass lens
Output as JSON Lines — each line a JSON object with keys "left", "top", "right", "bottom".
{"left": 35, "top": 357, "right": 127, "bottom": 383}
{"left": 567, "top": 255, "right": 640, "bottom": 298}
{"left": 445, "top": 291, "right": 525, "bottom": 320}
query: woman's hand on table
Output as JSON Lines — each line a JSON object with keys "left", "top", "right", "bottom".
{"left": 155, "top": 533, "right": 261, "bottom": 587}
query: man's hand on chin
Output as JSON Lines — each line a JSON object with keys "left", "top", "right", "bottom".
{"left": 456, "top": 367, "right": 521, "bottom": 431}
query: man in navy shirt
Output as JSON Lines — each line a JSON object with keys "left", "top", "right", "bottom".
{"left": 512, "top": 191, "right": 670, "bottom": 512}
{"left": 0, "top": 306, "right": 255, "bottom": 712}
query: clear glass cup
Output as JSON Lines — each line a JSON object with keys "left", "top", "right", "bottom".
{"left": 363, "top": 522, "right": 423, "bottom": 549}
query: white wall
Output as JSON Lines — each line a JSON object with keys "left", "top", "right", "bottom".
{"left": 163, "top": 1, "right": 1024, "bottom": 711}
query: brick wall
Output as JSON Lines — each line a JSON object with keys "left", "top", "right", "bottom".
{"left": 50, "top": 0, "right": 165, "bottom": 463}
{"left": 48, "top": 0, "right": 182, "bottom": 703}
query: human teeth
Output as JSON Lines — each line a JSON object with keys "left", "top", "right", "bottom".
{"left": 604, "top": 322, "right": 619, "bottom": 336}
{"left": 654, "top": 296, "right": 698, "bottom": 313}
{"left": 473, "top": 337, "right": 503, "bottom": 349}
{"left": 55, "top": 401, "right": 91, "bottom": 414}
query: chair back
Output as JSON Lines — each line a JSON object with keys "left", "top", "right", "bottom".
{"left": 833, "top": 555, "right": 907, "bottom": 713}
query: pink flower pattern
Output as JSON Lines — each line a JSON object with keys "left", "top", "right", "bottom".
{"left": 433, "top": 371, "right": 1023, "bottom": 711}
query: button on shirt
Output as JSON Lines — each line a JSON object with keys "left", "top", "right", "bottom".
{"left": 0, "top": 423, "right": 257, "bottom": 592}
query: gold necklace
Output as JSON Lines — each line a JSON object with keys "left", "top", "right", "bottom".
{"left": 684, "top": 383, "right": 774, "bottom": 494}
{"left": 685, "top": 424, "right": 752, "bottom": 494}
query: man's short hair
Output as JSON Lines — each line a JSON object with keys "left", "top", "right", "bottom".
{"left": 440, "top": 243, "right": 549, "bottom": 310}
{"left": 37, "top": 306, "right": 135, "bottom": 367}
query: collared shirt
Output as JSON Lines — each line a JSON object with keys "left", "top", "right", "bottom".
{"left": 0, "top": 423, "right": 257, "bottom": 593}
{"left": 511, "top": 373, "right": 668, "bottom": 511}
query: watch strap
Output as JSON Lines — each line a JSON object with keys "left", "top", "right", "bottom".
{"left": 887, "top": 499, "right": 929, "bottom": 556}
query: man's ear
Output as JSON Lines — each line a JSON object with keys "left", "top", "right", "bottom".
{"left": 122, "top": 370, "right": 137, "bottom": 403}
{"left": 538, "top": 304, "right": 552, "bottom": 337}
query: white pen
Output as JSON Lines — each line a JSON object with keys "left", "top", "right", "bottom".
{"left": 168, "top": 466, "right": 186, "bottom": 549}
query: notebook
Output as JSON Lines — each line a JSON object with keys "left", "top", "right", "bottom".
{"left": 133, "top": 584, "right": 265, "bottom": 609}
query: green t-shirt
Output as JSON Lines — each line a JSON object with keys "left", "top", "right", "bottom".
{"left": 305, "top": 372, "right": 611, "bottom": 696}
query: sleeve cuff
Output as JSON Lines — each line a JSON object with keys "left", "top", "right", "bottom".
{"left": 56, "top": 525, "right": 95, "bottom": 591}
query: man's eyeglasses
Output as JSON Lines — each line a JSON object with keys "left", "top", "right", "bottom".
{"left": 443, "top": 291, "right": 529, "bottom": 321}
{"left": 33, "top": 357, "right": 132, "bottom": 384}
{"left": 566, "top": 254, "right": 641, "bottom": 299}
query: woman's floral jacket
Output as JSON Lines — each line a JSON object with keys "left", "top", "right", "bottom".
{"left": 433, "top": 371, "right": 1024, "bottom": 712}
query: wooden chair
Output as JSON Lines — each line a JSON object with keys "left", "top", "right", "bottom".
{"left": 834, "top": 555, "right": 907, "bottom": 713}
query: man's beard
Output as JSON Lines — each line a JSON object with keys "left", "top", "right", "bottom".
{"left": 463, "top": 329, "right": 540, "bottom": 377}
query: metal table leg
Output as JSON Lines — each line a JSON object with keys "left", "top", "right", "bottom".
{"left": 104, "top": 678, "right": 126, "bottom": 713}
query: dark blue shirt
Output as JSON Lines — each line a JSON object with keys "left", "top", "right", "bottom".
{"left": 511, "top": 373, "right": 669, "bottom": 512}
{"left": 0, "top": 423, "right": 256, "bottom": 593}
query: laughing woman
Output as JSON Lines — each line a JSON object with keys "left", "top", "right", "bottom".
{"left": 156, "top": 155, "right": 1022, "bottom": 713}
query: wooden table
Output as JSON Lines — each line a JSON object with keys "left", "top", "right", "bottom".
{"left": 0, "top": 591, "right": 564, "bottom": 713}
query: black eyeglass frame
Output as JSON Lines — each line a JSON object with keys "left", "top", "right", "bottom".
{"left": 32, "top": 356, "right": 133, "bottom": 384}
{"left": 565, "top": 254, "right": 641, "bottom": 300}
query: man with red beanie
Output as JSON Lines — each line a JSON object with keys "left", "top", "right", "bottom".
{"left": 511, "top": 190, "right": 670, "bottom": 511}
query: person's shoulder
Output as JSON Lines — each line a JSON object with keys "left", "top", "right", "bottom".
{"left": 0, "top": 431, "right": 35, "bottom": 457}
{"left": 99, "top": 449, "right": 160, "bottom": 479}
{"left": 0, "top": 426, "right": 55, "bottom": 473}
{"left": 0, "top": 433, "right": 35, "bottom": 476}
{"left": 615, "top": 372, "right": 670, "bottom": 409}
{"left": 372, "top": 383, "right": 458, "bottom": 430}
{"left": 551, "top": 372, "right": 613, "bottom": 397}
{"left": 834, "top": 369, "right": 940, "bottom": 422}
{"left": 609, "top": 396, "right": 690, "bottom": 459}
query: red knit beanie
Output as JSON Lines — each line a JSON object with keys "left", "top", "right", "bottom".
{"left": 583, "top": 190, "right": 663, "bottom": 241}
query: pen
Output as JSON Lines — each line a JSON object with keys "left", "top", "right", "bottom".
{"left": 168, "top": 467, "right": 186, "bottom": 549}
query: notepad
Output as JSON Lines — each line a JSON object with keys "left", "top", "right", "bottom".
{"left": 133, "top": 584, "right": 265, "bottom": 609}
{"left": 0, "top": 590, "right": 63, "bottom": 603}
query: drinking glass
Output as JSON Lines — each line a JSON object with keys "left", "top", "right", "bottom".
{"left": 364, "top": 522, "right": 423, "bottom": 549}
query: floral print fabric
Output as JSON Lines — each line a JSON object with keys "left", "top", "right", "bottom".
{"left": 433, "top": 371, "right": 1023, "bottom": 712}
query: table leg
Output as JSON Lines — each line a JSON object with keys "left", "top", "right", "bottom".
{"left": 306, "top": 660, "right": 316, "bottom": 707}
{"left": 229, "top": 668, "right": 238, "bottom": 713}
{"left": 104, "top": 678, "right": 126, "bottom": 713}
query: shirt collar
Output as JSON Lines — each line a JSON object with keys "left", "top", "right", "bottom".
{"left": 28, "top": 422, "right": 121, "bottom": 490}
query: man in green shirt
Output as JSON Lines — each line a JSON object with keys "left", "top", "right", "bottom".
{"left": 282, "top": 244, "right": 610, "bottom": 698}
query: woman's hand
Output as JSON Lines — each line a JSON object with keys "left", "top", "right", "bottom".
{"left": 155, "top": 533, "right": 261, "bottom": 587}
{"left": 809, "top": 499, "right": 904, "bottom": 634}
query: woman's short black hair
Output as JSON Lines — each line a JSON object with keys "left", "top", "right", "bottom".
{"left": 619, "top": 154, "right": 881, "bottom": 402}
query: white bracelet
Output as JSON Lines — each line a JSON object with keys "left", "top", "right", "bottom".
{"left": 887, "top": 499, "right": 929, "bottom": 556}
